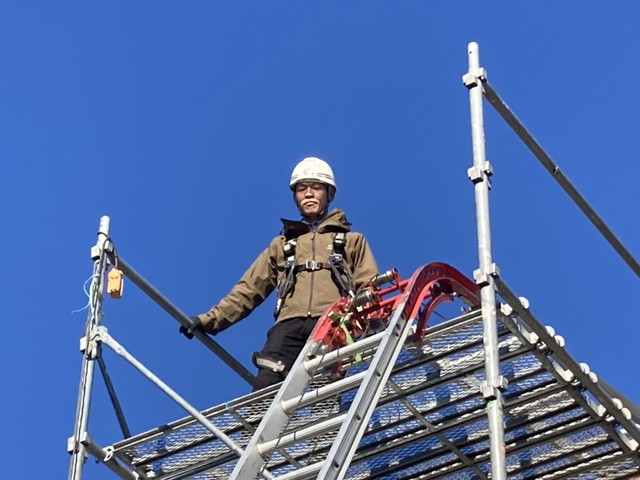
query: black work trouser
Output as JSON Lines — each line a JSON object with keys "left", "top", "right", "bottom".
{"left": 252, "top": 316, "right": 318, "bottom": 391}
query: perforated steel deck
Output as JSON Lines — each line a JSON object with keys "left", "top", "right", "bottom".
{"left": 105, "top": 300, "right": 640, "bottom": 480}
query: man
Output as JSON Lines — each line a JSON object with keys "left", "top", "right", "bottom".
{"left": 184, "top": 157, "right": 378, "bottom": 390}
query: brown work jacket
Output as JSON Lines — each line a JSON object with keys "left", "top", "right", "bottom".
{"left": 197, "top": 208, "right": 378, "bottom": 333}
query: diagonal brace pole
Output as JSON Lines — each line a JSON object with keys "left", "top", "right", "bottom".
{"left": 482, "top": 74, "right": 640, "bottom": 279}
{"left": 96, "top": 349, "right": 132, "bottom": 439}
{"left": 97, "top": 327, "right": 275, "bottom": 480}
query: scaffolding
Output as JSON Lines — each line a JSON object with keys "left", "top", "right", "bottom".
{"left": 68, "top": 43, "right": 640, "bottom": 480}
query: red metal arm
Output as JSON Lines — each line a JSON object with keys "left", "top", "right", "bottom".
{"left": 311, "top": 262, "right": 480, "bottom": 350}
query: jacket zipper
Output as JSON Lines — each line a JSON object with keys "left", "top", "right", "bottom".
{"left": 307, "top": 226, "right": 317, "bottom": 316}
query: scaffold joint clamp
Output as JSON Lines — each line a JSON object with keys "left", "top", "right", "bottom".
{"left": 480, "top": 377, "right": 508, "bottom": 400}
{"left": 467, "top": 161, "right": 493, "bottom": 184}
{"left": 462, "top": 67, "right": 487, "bottom": 88}
{"left": 473, "top": 263, "right": 500, "bottom": 287}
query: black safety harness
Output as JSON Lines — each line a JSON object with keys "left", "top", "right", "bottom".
{"left": 273, "top": 231, "right": 355, "bottom": 318}
{"left": 256, "top": 231, "right": 355, "bottom": 374}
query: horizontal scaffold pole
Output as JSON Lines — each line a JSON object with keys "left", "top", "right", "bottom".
{"left": 114, "top": 256, "right": 257, "bottom": 388}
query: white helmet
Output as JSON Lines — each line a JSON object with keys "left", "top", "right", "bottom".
{"left": 289, "top": 157, "right": 337, "bottom": 191}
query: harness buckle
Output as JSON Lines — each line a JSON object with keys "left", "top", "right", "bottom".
{"left": 305, "top": 260, "right": 321, "bottom": 271}
{"left": 283, "top": 239, "right": 297, "bottom": 258}
{"left": 329, "top": 253, "right": 343, "bottom": 264}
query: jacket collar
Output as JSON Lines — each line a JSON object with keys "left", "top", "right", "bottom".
{"left": 281, "top": 208, "right": 351, "bottom": 239}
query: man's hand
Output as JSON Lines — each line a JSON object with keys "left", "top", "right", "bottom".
{"left": 179, "top": 316, "right": 204, "bottom": 340}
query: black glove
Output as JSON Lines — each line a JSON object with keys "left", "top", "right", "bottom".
{"left": 179, "top": 316, "right": 203, "bottom": 340}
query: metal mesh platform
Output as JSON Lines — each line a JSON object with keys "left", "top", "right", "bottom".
{"left": 106, "top": 301, "right": 640, "bottom": 480}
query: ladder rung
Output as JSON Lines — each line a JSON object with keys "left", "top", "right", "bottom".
{"left": 281, "top": 370, "right": 366, "bottom": 412}
{"left": 258, "top": 412, "right": 347, "bottom": 454}
{"left": 303, "top": 329, "right": 386, "bottom": 372}
{"left": 273, "top": 460, "right": 323, "bottom": 480}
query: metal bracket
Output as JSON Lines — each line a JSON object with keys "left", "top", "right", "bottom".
{"left": 473, "top": 263, "right": 500, "bottom": 287}
{"left": 480, "top": 377, "right": 508, "bottom": 400}
{"left": 79, "top": 336, "right": 88, "bottom": 354}
{"left": 90, "top": 245, "right": 101, "bottom": 261}
{"left": 67, "top": 433, "right": 95, "bottom": 458}
{"left": 103, "top": 446, "right": 115, "bottom": 462}
{"left": 79, "top": 326, "right": 105, "bottom": 359}
{"left": 67, "top": 435, "right": 83, "bottom": 455}
{"left": 462, "top": 67, "right": 488, "bottom": 89}
{"left": 466, "top": 161, "right": 493, "bottom": 184}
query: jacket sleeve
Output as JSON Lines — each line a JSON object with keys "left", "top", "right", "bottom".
{"left": 197, "top": 237, "right": 282, "bottom": 333}
{"left": 347, "top": 233, "right": 379, "bottom": 292}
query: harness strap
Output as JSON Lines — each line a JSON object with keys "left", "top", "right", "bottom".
{"left": 274, "top": 239, "right": 298, "bottom": 317}
{"left": 274, "top": 232, "right": 355, "bottom": 317}
{"left": 328, "top": 232, "right": 355, "bottom": 298}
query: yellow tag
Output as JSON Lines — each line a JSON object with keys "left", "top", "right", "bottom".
{"left": 107, "top": 268, "right": 124, "bottom": 299}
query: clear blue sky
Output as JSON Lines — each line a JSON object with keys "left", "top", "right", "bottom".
{"left": 1, "top": 2, "right": 638, "bottom": 478}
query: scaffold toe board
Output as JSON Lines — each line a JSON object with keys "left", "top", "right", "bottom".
{"left": 104, "top": 301, "right": 640, "bottom": 480}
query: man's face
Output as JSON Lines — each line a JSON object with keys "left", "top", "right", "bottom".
{"left": 294, "top": 181, "right": 328, "bottom": 222}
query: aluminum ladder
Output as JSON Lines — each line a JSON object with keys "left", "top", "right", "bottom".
{"left": 230, "top": 263, "right": 480, "bottom": 480}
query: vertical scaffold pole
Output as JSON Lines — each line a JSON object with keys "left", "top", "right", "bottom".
{"left": 68, "top": 216, "right": 111, "bottom": 480}
{"left": 463, "top": 42, "right": 507, "bottom": 480}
